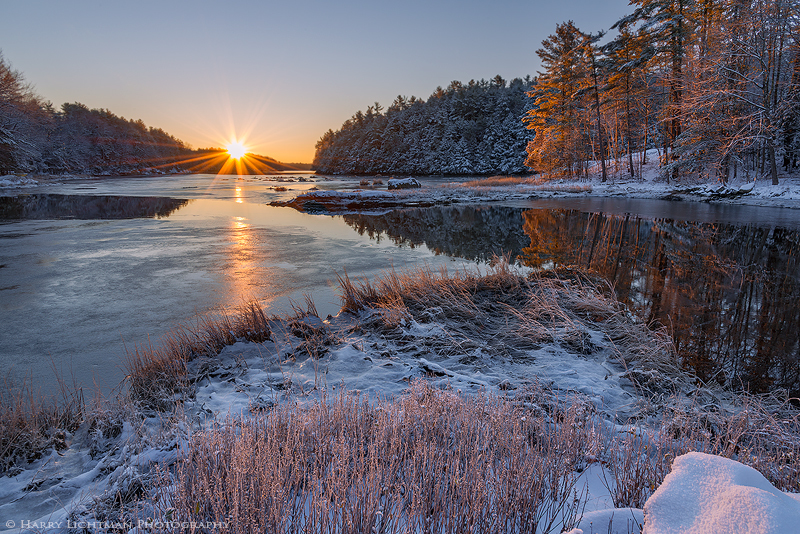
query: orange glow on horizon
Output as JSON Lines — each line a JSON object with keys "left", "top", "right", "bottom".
{"left": 142, "top": 128, "right": 298, "bottom": 176}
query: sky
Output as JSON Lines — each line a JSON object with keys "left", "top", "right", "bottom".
{"left": 1, "top": 0, "right": 633, "bottom": 163}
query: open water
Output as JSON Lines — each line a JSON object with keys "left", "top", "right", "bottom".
{"left": 1, "top": 174, "right": 798, "bottom": 395}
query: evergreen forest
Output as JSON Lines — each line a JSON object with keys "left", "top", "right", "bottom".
{"left": 315, "top": 0, "right": 800, "bottom": 183}
{"left": 313, "top": 77, "right": 535, "bottom": 176}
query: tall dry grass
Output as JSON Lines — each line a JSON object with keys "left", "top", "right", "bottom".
{"left": 124, "top": 300, "right": 284, "bottom": 411}
{"left": 151, "top": 379, "right": 799, "bottom": 533}
{"left": 462, "top": 175, "right": 528, "bottom": 187}
{"left": 161, "top": 380, "right": 596, "bottom": 534}
{"left": 0, "top": 374, "right": 84, "bottom": 473}
{"left": 458, "top": 176, "right": 592, "bottom": 194}
{"left": 337, "top": 262, "right": 677, "bottom": 381}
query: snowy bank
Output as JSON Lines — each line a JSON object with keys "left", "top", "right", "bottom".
{"left": 277, "top": 152, "right": 800, "bottom": 213}
{"left": 2, "top": 266, "right": 799, "bottom": 533}
{"left": 643, "top": 452, "right": 800, "bottom": 534}
{"left": 273, "top": 174, "right": 800, "bottom": 215}
{"left": 0, "top": 175, "right": 39, "bottom": 188}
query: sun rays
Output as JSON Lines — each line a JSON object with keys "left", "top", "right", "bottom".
{"left": 141, "top": 84, "right": 286, "bottom": 176}
{"left": 145, "top": 136, "right": 279, "bottom": 176}
{"left": 226, "top": 141, "right": 247, "bottom": 159}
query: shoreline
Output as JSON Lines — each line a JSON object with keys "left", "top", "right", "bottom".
{"left": 4, "top": 169, "right": 800, "bottom": 212}
{"left": 269, "top": 174, "right": 800, "bottom": 214}
{"left": 2, "top": 172, "right": 800, "bottom": 532}
{"left": 1, "top": 264, "right": 798, "bottom": 533}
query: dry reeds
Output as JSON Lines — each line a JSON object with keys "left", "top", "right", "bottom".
{"left": 0, "top": 374, "right": 84, "bottom": 473}
{"left": 124, "top": 300, "right": 279, "bottom": 411}
{"left": 457, "top": 176, "right": 592, "bottom": 194}
{"left": 463, "top": 175, "right": 527, "bottom": 187}
{"left": 530, "top": 183, "right": 592, "bottom": 193}
{"left": 161, "top": 380, "right": 597, "bottom": 534}
{"left": 113, "top": 265, "right": 800, "bottom": 528}
{"left": 337, "top": 262, "right": 677, "bottom": 383}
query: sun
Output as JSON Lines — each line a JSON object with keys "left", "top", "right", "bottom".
{"left": 226, "top": 141, "right": 247, "bottom": 159}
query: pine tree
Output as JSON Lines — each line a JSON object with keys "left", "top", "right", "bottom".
{"left": 604, "top": 27, "right": 654, "bottom": 178}
{"left": 524, "top": 21, "right": 592, "bottom": 178}
{"left": 614, "top": 0, "right": 696, "bottom": 181}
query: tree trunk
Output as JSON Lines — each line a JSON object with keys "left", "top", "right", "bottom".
{"left": 769, "top": 140, "right": 779, "bottom": 185}
{"left": 590, "top": 52, "right": 608, "bottom": 182}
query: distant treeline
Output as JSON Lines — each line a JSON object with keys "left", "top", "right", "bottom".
{"left": 0, "top": 52, "right": 305, "bottom": 176}
{"left": 313, "top": 76, "right": 535, "bottom": 176}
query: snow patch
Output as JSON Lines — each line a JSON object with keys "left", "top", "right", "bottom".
{"left": 643, "top": 452, "right": 800, "bottom": 534}
{"left": 0, "top": 175, "right": 39, "bottom": 188}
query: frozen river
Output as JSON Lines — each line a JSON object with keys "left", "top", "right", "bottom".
{"left": 2, "top": 173, "right": 799, "bottom": 396}
{"left": 0, "top": 174, "right": 474, "bottom": 393}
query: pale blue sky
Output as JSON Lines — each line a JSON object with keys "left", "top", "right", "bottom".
{"left": 1, "top": 0, "right": 632, "bottom": 162}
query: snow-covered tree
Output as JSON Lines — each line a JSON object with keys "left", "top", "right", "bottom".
{"left": 312, "top": 77, "right": 534, "bottom": 176}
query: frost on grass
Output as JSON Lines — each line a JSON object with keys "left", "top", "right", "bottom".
{"left": 333, "top": 262, "right": 682, "bottom": 409}
{"left": 4, "top": 264, "right": 800, "bottom": 533}
{"left": 166, "top": 381, "right": 595, "bottom": 534}
{"left": 154, "top": 263, "right": 800, "bottom": 533}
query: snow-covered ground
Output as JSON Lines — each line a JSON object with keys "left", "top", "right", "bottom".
{"left": 266, "top": 154, "right": 800, "bottom": 213}
{"left": 270, "top": 174, "right": 800, "bottom": 216}
{"left": 0, "top": 175, "right": 40, "bottom": 188}
{"left": 2, "top": 265, "right": 798, "bottom": 533}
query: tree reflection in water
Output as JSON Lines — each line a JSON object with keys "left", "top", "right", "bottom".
{"left": 518, "top": 210, "right": 800, "bottom": 396}
{"left": 0, "top": 194, "right": 190, "bottom": 220}
{"left": 343, "top": 205, "right": 531, "bottom": 262}
{"left": 344, "top": 206, "right": 800, "bottom": 396}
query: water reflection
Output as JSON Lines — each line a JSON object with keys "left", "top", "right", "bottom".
{"left": 345, "top": 205, "right": 800, "bottom": 396}
{"left": 343, "top": 205, "right": 531, "bottom": 262}
{"left": 0, "top": 194, "right": 190, "bottom": 220}
{"left": 519, "top": 209, "right": 800, "bottom": 396}
{"left": 226, "top": 215, "right": 265, "bottom": 301}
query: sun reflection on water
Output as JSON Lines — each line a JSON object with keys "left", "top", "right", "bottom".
{"left": 224, "top": 214, "right": 262, "bottom": 306}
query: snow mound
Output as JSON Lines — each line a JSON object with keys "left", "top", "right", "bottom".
{"left": 643, "top": 452, "right": 800, "bottom": 534}
{"left": 387, "top": 177, "right": 421, "bottom": 189}
{"left": 0, "top": 175, "right": 39, "bottom": 188}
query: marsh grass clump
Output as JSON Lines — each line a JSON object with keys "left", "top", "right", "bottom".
{"left": 0, "top": 375, "right": 84, "bottom": 473}
{"left": 460, "top": 175, "right": 591, "bottom": 191}
{"left": 124, "top": 300, "right": 283, "bottom": 410}
{"left": 162, "top": 380, "right": 597, "bottom": 534}
{"left": 337, "top": 261, "right": 677, "bottom": 383}
{"left": 150, "top": 378, "right": 799, "bottom": 534}
{"left": 463, "top": 175, "right": 528, "bottom": 187}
